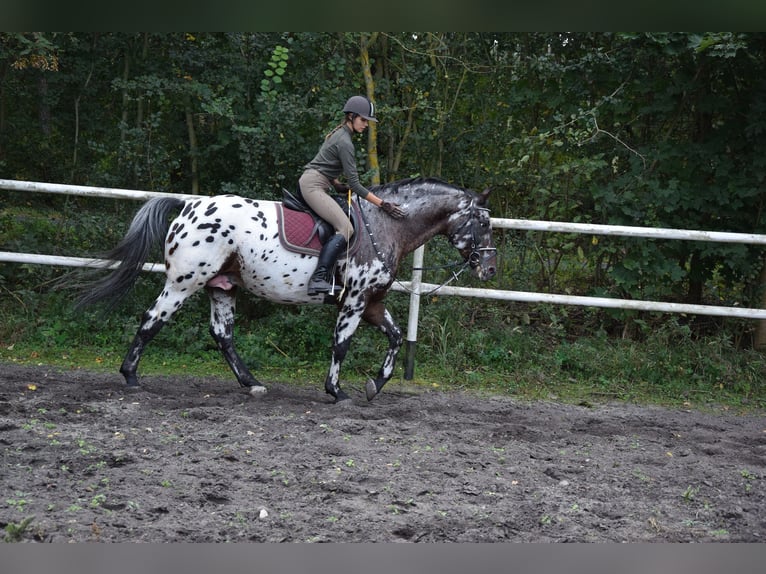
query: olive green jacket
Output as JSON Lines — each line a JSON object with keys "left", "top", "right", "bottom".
{"left": 304, "top": 124, "right": 370, "bottom": 199}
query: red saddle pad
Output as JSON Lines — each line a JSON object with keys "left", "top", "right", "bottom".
{"left": 278, "top": 205, "right": 324, "bottom": 255}
{"left": 277, "top": 202, "right": 361, "bottom": 258}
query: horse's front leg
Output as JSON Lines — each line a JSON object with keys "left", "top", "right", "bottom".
{"left": 207, "top": 287, "right": 266, "bottom": 395}
{"left": 361, "top": 300, "right": 403, "bottom": 401}
{"left": 324, "top": 302, "right": 365, "bottom": 404}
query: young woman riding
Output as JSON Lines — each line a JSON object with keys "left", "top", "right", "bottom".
{"left": 298, "top": 95, "right": 406, "bottom": 296}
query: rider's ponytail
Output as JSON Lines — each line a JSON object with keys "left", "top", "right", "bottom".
{"left": 325, "top": 123, "right": 345, "bottom": 140}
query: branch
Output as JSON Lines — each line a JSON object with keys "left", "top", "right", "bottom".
{"left": 585, "top": 114, "right": 647, "bottom": 169}
{"left": 548, "top": 79, "right": 647, "bottom": 169}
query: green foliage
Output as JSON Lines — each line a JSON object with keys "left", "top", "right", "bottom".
{"left": 4, "top": 515, "right": 35, "bottom": 543}
{"left": 260, "top": 45, "right": 289, "bottom": 99}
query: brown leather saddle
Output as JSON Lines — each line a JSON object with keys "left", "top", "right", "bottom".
{"left": 277, "top": 187, "right": 361, "bottom": 257}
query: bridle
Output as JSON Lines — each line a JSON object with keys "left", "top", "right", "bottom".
{"left": 358, "top": 198, "right": 496, "bottom": 295}
{"left": 449, "top": 203, "right": 497, "bottom": 270}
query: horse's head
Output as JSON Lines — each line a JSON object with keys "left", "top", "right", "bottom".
{"left": 448, "top": 188, "right": 497, "bottom": 281}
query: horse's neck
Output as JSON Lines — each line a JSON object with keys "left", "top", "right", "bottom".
{"left": 389, "top": 198, "right": 459, "bottom": 255}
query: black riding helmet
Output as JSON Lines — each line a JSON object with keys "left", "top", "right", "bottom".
{"left": 343, "top": 95, "right": 378, "bottom": 122}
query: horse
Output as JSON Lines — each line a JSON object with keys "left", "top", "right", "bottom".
{"left": 77, "top": 177, "right": 497, "bottom": 403}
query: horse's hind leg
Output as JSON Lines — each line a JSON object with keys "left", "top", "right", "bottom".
{"left": 207, "top": 287, "right": 266, "bottom": 395}
{"left": 120, "top": 288, "right": 185, "bottom": 386}
{"left": 121, "top": 275, "right": 206, "bottom": 387}
{"left": 362, "top": 301, "right": 403, "bottom": 401}
{"left": 120, "top": 313, "right": 167, "bottom": 387}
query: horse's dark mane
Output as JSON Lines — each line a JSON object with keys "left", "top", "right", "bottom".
{"left": 370, "top": 176, "right": 470, "bottom": 196}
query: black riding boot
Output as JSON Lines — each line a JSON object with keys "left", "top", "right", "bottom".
{"left": 307, "top": 234, "right": 347, "bottom": 296}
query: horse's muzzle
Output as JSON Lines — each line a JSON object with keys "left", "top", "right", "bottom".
{"left": 470, "top": 247, "right": 497, "bottom": 280}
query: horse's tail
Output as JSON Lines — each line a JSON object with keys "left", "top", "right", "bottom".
{"left": 76, "top": 196, "right": 186, "bottom": 311}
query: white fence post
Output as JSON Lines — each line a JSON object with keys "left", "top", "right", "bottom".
{"left": 403, "top": 245, "right": 425, "bottom": 379}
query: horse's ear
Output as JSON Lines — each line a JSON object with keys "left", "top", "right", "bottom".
{"left": 479, "top": 187, "right": 491, "bottom": 205}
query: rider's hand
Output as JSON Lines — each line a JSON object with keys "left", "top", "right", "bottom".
{"left": 380, "top": 201, "right": 406, "bottom": 219}
{"left": 331, "top": 179, "right": 350, "bottom": 193}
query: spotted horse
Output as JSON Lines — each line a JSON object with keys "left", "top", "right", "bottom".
{"left": 77, "top": 177, "right": 497, "bottom": 403}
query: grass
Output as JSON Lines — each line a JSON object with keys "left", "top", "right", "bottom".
{"left": 0, "top": 280, "right": 764, "bottom": 412}
{"left": 3, "top": 516, "right": 36, "bottom": 543}
{"left": 1, "top": 320, "right": 764, "bottom": 413}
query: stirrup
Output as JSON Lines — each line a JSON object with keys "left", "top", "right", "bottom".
{"left": 307, "top": 280, "right": 330, "bottom": 296}
{"left": 307, "top": 277, "right": 342, "bottom": 296}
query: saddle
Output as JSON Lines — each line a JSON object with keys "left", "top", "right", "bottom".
{"left": 277, "top": 186, "right": 361, "bottom": 257}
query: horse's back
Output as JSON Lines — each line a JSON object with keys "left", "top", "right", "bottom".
{"left": 168, "top": 195, "right": 279, "bottom": 248}
{"left": 173, "top": 194, "right": 278, "bottom": 223}
{"left": 163, "top": 194, "right": 275, "bottom": 269}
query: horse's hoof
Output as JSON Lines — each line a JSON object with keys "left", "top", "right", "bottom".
{"left": 333, "top": 390, "right": 352, "bottom": 405}
{"left": 121, "top": 371, "right": 139, "bottom": 387}
{"left": 365, "top": 379, "right": 379, "bottom": 402}
{"left": 248, "top": 385, "right": 267, "bottom": 396}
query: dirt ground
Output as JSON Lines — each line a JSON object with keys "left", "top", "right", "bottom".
{"left": 0, "top": 362, "right": 764, "bottom": 543}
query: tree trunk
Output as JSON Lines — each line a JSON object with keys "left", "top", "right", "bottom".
{"left": 359, "top": 33, "right": 380, "bottom": 185}
{"left": 754, "top": 259, "right": 766, "bottom": 350}
{"left": 120, "top": 46, "right": 130, "bottom": 145}
{"left": 391, "top": 102, "right": 414, "bottom": 179}
{"left": 38, "top": 74, "right": 50, "bottom": 136}
{"left": 185, "top": 98, "right": 200, "bottom": 195}
{"left": 687, "top": 251, "right": 704, "bottom": 305}
{"left": 136, "top": 33, "right": 149, "bottom": 129}
{"left": 72, "top": 39, "right": 95, "bottom": 178}
{"left": 0, "top": 62, "right": 7, "bottom": 161}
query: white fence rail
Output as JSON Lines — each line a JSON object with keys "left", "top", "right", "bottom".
{"left": 3, "top": 179, "right": 766, "bottom": 376}
{"left": 3, "top": 178, "right": 766, "bottom": 318}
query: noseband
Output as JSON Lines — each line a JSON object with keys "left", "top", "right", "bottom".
{"left": 451, "top": 202, "right": 497, "bottom": 269}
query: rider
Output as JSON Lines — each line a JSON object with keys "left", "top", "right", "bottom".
{"left": 299, "top": 95, "right": 406, "bottom": 296}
